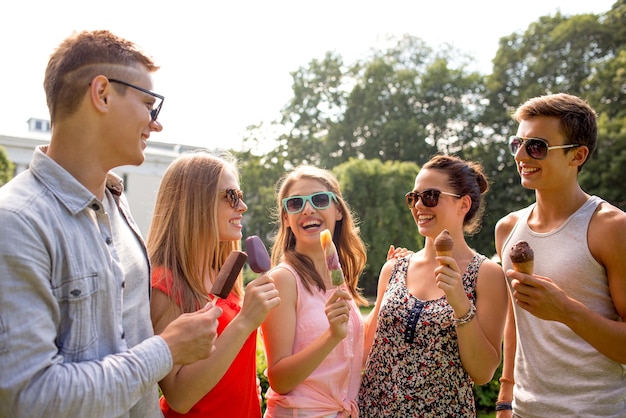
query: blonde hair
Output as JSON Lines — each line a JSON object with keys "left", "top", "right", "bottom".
{"left": 147, "top": 151, "right": 243, "bottom": 313}
{"left": 272, "top": 165, "right": 367, "bottom": 306}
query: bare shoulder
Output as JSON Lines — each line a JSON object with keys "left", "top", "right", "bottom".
{"left": 479, "top": 257, "right": 505, "bottom": 277}
{"left": 495, "top": 208, "right": 525, "bottom": 256}
{"left": 495, "top": 209, "right": 523, "bottom": 234}
{"left": 269, "top": 265, "right": 297, "bottom": 282}
{"left": 380, "top": 257, "right": 398, "bottom": 277}
{"left": 592, "top": 200, "right": 626, "bottom": 228}
{"left": 268, "top": 265, "right": 298, "bottom": 299}
{"left": 374, "top": 257, "right": 403, "bottom": 298}
{"left": 477, "top": 257, "right": 506, "bottom": 289}
{"left": 588, "top": 201, "right": 626, "bottom": 260}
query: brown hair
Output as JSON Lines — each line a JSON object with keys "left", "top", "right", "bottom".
{"left": 422, "top": 154, "right": 489, "bottom": 235}
{"left": 147, "top": 151, "right": 243, "bottom": 313}
{"left": 44, "top": 30, "right": 159, "bottom": 124}
{"left": 271, "top": 165, "right": 367, "bottom": 306}
{"left": 513, "top": 93, "right": 597, "bottom": 172}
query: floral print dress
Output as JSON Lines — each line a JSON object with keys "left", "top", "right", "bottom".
{"left": 358, "top": 253, "right": 485, "bottom": 417}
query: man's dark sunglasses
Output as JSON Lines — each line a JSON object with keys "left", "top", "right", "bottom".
{"left": 109, "top": 78, "right": 164, "bottom": 121}
{"left": 508, "top": 136, "right": 580, "bottom": 160}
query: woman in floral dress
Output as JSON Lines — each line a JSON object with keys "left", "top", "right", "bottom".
{"left": 358, "top": 155, "right": 508, "bottom": 417}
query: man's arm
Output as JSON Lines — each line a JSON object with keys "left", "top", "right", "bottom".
{"left": 495, "top": 213, "right": 518, "bottom": 417}
{"left": 509, "top": 203, "right": 626, "bottom": 363}
{"left": 0, "top": 214, "right": 219, "bottom": 416}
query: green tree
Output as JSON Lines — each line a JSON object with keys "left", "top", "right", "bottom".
{"left": 332, "top": 158, "right": 423, "bottom": 295}
{"left": 266, "top": 51, "right": 348, "bottom": 168}
{"left": 582, "top": 0, "right": 626, "bottom": 210}
{"left": 0, "top": 145, "right": 14, "bottom": 187}
{"left": 234, "top": 146, "right": 286, "bottom": 248}
{"left": 326, "top": 35, "right": 486, "bottom": 168}
{"left": 484, "top": 2, "right": 626, "bottom": 214}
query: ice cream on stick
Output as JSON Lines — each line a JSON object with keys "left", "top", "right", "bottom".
{"left": 245, "top": 235, "right": 271, "bottom": 273}
{"left": 320, "top": 228, "right": 344, "bottom": 286}
{"left": 211, "top": 250, "right": 248, "bottom": 303}
{"left": 509, "top": 240, "right": 534, "bottom": 274}
{"left": 434, "top": 229, "right": 454, "bottom": 261}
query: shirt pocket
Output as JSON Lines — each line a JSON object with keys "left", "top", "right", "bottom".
{"left": 51, "top": 274, "right": 99, "bottom": 358}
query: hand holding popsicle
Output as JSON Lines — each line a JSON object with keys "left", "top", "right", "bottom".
{"left": 240, "top": 235, "right": 280, "bottom": 329}
{"left": 320, "top": 229, "right": 344, "bottom": 286}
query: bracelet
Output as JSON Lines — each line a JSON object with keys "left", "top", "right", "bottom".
{"left": 495, "top": 401, "right": 513, "bottom": 411}
{"left": 452, "top": 301, "right": 476, "bottom": 326}
{"left": 499, "top": 377, "right": 514, "bottom": 384}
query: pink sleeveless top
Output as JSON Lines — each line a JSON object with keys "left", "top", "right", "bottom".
{"left": 264, "top": 263, "right": 364, "bottom": 418}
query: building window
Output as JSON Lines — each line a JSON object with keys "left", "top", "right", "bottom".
{"left": 27, "top": 118, "right": 51, "bottom": 133}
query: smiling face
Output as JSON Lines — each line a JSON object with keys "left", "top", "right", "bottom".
{"left": 411, "top": 168, "right": 463, "bottom": 238}
{"left": 282, "top": 179, "right": 343, "bottom": 253}
{"left": 104, "top": 70, "right": 163, "bottom": 168}
{"left": 514, "top": 115, "right": 580, "bottom": 192}
{"left": 217, "top": 168, "right": 247, "bottom": 242}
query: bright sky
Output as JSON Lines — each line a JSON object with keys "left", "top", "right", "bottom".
{"left": 0, "top": 0, "right": 616, "bottom": 151}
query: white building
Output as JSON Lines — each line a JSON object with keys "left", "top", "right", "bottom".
{"left": 0, "top": 118, "right": 212, "bottom": 236}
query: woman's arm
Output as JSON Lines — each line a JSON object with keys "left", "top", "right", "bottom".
{"left": 363, "top": 259, "right": 395, "bottom": 364}
{"left": 152, "top": 273, "right": 279, "bottom": 413}
{"left": 455, "top": 260, "right": 508, "bottom": 385}
{"left": 261, "top": 267, "right": 351, "bottom": 394}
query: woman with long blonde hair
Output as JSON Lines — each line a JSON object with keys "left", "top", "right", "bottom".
{"left": 148, "top": 151, "right": 280, "bottom": 417}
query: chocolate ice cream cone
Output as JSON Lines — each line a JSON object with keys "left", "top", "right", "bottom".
{"left": 510, "top": 241, "right": 534, "bottom": 274}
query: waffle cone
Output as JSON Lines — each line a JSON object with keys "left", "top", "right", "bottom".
{"left": 512, "top": 260, "right": 534, "bottom": 275}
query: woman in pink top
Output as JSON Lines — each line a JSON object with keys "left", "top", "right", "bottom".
{"left": 261, "top": 165, "right": 368, "bottom": 417}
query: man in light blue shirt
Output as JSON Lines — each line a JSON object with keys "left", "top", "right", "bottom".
{"left": 0, "top": 30, "right": 222, "bottom": 417}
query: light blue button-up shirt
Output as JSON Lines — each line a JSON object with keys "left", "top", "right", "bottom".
{"left": 0, "top": 146, "right": 172, "bottom": 417}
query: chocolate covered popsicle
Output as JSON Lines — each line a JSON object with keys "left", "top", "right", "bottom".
{"left": 320, "top": 228, "right": 344, "bottom": 286}
{"left": 211, "top": 250, "right": 248, "bottom": 303}
{"left": 245, "top": 235, "right": 271, "bottom": 273}
{"left": 509, "top": 240, "right": 534, "bottom": 274}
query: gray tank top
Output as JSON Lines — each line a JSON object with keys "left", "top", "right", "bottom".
{"left": 502, "top": 196, "right": 626, "bottom": 417}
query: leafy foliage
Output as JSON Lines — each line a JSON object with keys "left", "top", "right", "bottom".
{"left": 236, "top": 3, "right": 626, "bottom": 412}
{"left": 0, "top": 145, "right": 14, "bottom": 187}
{"left": 332, "top": 158, "right": 423, "bottom": 295}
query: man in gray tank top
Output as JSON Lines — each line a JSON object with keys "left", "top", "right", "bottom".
{"left": 494, "top": 93, "right": 626, "bottom": 417}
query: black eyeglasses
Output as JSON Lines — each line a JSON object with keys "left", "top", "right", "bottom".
{"left": 509, "top": 136, "right": 580, "bottom": 160}
{"left": 219, "top": 189, "right": 244, "bottom": 208}
{"left": 109, "top": 78, "right": 164, "bottom": 121}
{"left": 405, "top": 189, "right": 461, "bottom": 209}
{"left": 282, "top": 191, "right": 338, "bottom": 214}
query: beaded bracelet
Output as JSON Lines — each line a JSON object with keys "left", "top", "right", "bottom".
{"left": 495, "top": 401, "right": 512, "bottom": 411}
{"left": 452, "top": 301, "right": 476, "bottom": 326}
{"left": 499, "top": 377, "right": 514, "bottom": 385}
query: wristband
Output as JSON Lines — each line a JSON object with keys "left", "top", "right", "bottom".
{"left": 495, "top": 401, "right": 512, "bottom": 411}
{"left": 499, "top": 377, "right": 514, "bottom": 384}
{"left": 452, "top": 301, "right": 476, "bottom": 326}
